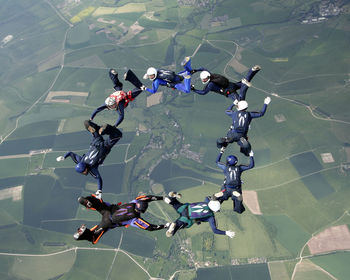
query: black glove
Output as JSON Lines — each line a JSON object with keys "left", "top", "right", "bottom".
{"left": 190, "top": 85, "right": 196, "bottom": 91}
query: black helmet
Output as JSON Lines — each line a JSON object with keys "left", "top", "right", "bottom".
{"left": 135, "top": 201, "right": 148, "bottom": 213}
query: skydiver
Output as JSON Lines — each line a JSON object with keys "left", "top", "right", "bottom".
{"left": 163, "top": 192, "right": 235, "bottom": 238}
{"left": 141, "top": 56, "right": 202, "bottom": 94}
{"left": 73, "top": 194, "right": 166, "bottom": 244}
{"left": 56, "top": 120, "right": 122, "bottom": 199}
{"left": 214, "top": 148, "right": 254, "bottom": 214}
{"left": 217, "top": 97, "right": 271, "bottom": 156}
{"left": 90, "top": 69, "right": 144, "bottom": 127}
{"left": 191, "top": 65, "right": 261, "bottom": 102}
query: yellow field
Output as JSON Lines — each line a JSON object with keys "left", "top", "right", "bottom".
{"left": 116, "top": 3, "right": 146, "bottom": 13}
{"left": 70, "top": 6, "right": 96, "bottom": 23}
{"left": 271, "top": 57, "right": 289, "bottom": 62}
{"left": 92, "top": 7, "right": 117, "bottom": 16}
{"left": 92, "top": 3, "right": 146, "bottom": 16}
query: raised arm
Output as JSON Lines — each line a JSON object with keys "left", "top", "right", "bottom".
{"left": 225, "top": 103, "right": 235, "bottom": 117}
{"left": 250, "top": 97, "right": 270, "bottom": 119}
{"left": 240, "top": 151, "right": 255, "bottom": 172}
{"left": 216, "top": 151, "right": 226, "bottom": 171}
{"left": 250, "top": 104, "right": 267, "bottom": 118}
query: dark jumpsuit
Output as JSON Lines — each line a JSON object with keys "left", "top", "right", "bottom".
{"left": 192, "top": 67, "right": 260, "bottom": 101}
{"left": 76, "top": 194, "right": 165, "bottom": 244}
{"left": 224, "top": 103, "right": 267, "bottom": 156}
{"left": 64, "top": 123, "right": 122, "bottom": 191}
{"left": 216, "top": 152, "right": 254, "bottom": 213}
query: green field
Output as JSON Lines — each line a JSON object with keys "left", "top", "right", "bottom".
{"left": 1, "top": 0, "right": 350, "bottom": 279}
{"left": 310, "top": 252, "right": 350, "bottom": 280}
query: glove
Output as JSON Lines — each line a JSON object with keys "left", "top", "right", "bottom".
{"left": 233, "top": 99, "right": 239, "bottom": 105}
{"left": 95, "top": 190, "right": 102, "bottom": 200}
{"left": 164, "top": 222, "right": 171, "bottom": 228}
{"left": 225, "top": 231, "right": 235, "bottom": 238}
{"left": 56, "top": 156, "right": 65, "bottom": 162}
{"left": 190, "top": 84, "right": 195, "bottom": 90}
{"left": 140, "top": 85, "right": 147, "bottom": 91}
{"left": 249, "top": 150, "right": 254, "bottom": 157}
{"left": 220, "top": 147, "right": 226, "bottom": 154}
{"left": 264, "top": 96, "right": 271, "bottom": 105}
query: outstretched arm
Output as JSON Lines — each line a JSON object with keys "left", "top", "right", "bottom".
{"left": 192, "top": 85, "right": 210, "bottom": 95}
{"left": 89, "top": 167, "right": 103, "bottom": 191}
{"left": 114, "top": 102, "right": 125, "bottom": 127}
{"left": 64, "top": 152, "right": 82, "bottom": 164}
{"left": 207, "top": 216, "right": 226, "bottom": 235}
{"left": 91, "top": 105, "right": 107, "bottom": 120}
{"left": 146, "top": 80, "right": 160, "bottom": 94}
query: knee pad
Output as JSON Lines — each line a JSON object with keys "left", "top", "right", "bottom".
{"left": 232, "top": 191, "right": 243, "bottom": 201}
{"left": 214, "top": 192, "right": 224, "bottom": 198}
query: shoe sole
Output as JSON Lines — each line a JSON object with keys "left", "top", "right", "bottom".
{"left": 166, "top": 223, "right": 176, "bottom": 237}
{"left": 168, "top": 192, "right": 181, "bottom": 199}
{"left": 181, "top": 57, "right": 190, "bottom": 66}
{"left": 241, "top": 79, "right": 252, "bottom": 87}
{"left": 84, "top": 120, "right": 98, "bottom": 133}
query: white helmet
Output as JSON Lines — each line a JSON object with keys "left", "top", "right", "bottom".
{"left": 143, "top": 67, "right": 157, "bottom": 80}
{"left": 237, "top": 100, "right": 248, "bottom": 111}
{"left": 208, "top": 200, "right": 221, "bottom": 212}
{"left": 105, "top": 96, "right": 116, "bottom": 108}
{"left": 200, "top": 71, "right": 211, "bottom": 84}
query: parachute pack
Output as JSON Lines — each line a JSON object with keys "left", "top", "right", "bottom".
{"left": 110, "top": 203, "right": 139, "bottom": 225}
{"left": 157, "top": 69, "right": 180, "bottom": 83}
{"left": 210, "top": 73, "right": 229, "bottom": 89}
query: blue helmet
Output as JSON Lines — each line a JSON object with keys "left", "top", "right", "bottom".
{"left": 75, "top": 162, "right": 87, "bottom": 173}
{"left": 226, "top": 155, "right": 237, "bottom": 166}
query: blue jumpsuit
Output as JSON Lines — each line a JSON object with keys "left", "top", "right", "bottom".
{"left": 224, "top": 103, "right": 267, "bottom": 156}
{"left": 216, "top": 152, "right": 254, "bottom": 213}
{"left": 64, "top": 127, "right": 122, "bottom": 191}
{"left": 146, "top": 59, "right": 195, "bottom": 94}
